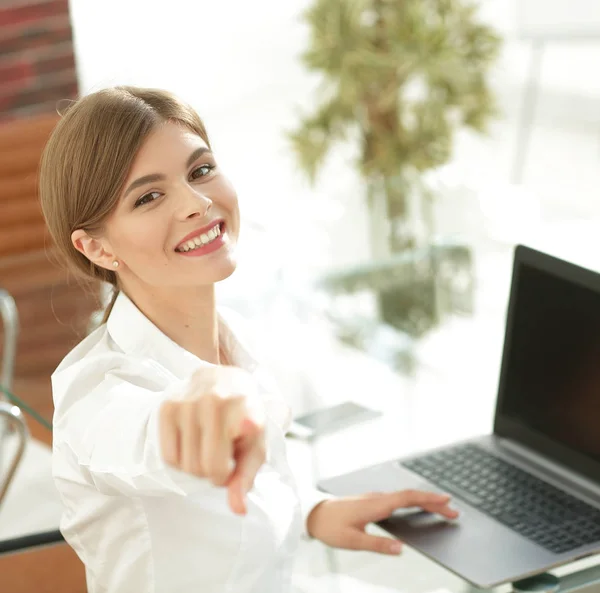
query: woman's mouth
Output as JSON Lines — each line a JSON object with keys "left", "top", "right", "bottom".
{"left": 175, "top": 221, "right": 226, "bottom": 256}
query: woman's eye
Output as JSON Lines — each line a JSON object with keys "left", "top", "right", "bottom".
{"left": 190, "top": 164, "right": 215, "bottom": 180}
{"left": 135, "top": 191, "right": 162, "bottom": 208}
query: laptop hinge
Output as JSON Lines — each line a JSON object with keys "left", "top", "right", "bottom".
{"left": 495, "top": 436, "right": 600, "bottom": 503}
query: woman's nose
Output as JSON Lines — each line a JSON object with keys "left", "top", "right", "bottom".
{"left": 177, "top": 184, "right": 212, "bottom": 219}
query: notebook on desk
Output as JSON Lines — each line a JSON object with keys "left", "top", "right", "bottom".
{"left": 319, "top": 245, "right": 600, "bottom": 589}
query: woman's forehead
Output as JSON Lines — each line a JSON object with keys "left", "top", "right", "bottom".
{"left": 128, "top": 123, "right": 209, "bottom": 174}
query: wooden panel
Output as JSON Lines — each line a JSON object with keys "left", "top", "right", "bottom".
{"left": 0, "top": 251, "right": 99, "bottom": 378}
{"left": 0, "top": 541, "right": 86, "bottom": 593}
{"left": 0, "top": 222, "right": 49, "bottom": 256}
{"left": 11, "top": 377, "right": 53, "bottom": 446}
{"left": 2, "top": 197, "right": 43, "bottom": 226}
{"left": 0, "top": 6, "right": 85, "bottom": 589}
{"left": 0, "top": 145, "right": 43, "bottom": 178}
{"left": 0, "top": 115, "right": 58, "bottom": 146}
{"left": 0, "top": 174, "right": 38, "bottom": 204}
{"left": 0, "top": 113, "right": 100, "bottom": 382}
{"left": 0, "top": 250, "right": 67, "bottom": 293}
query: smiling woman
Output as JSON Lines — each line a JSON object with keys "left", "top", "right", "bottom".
{"left": 39, "top": 87, "right": 239, "bottom": 326}
{"left": 70, "top": 121, "right": 239, "bottom": 327}
{"left": 36, "top": 86, "right": 454, "bottom": 593}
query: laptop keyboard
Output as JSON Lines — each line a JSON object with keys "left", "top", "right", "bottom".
{"left": 401, "top": 443, "right": 600, "bottom": 554}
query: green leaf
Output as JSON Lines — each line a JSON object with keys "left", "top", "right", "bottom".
{"left": 291, "top": 0, "right": 502, "bottom": 209}
{"left": 288, "top": 93, "right": 356, "bottom": 183}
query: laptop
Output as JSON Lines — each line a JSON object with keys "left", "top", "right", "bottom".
{"left": 318, "top": 245, "right": 600, "bottom": 588}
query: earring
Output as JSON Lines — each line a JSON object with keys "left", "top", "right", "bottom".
{"left": 112, "top": 261, "right": 119, "bottom": 269}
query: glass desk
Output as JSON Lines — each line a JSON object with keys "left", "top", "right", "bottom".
{"left": 2, "top": 272, "right": 600, "bottom": 592}
{"left": 284, "top": 305, "right": 600, "bottom": 593}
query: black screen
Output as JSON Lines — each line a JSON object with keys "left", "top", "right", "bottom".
{"left": 501, "top": 261, "right": 600, "bottom": 462}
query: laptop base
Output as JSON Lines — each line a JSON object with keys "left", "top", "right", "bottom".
{"left": 318, "top": 435, "right": 600, "bottom": 589}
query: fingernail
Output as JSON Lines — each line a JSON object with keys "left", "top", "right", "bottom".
{"left": 390, "top": 542, "right": 402, "bottom": 554}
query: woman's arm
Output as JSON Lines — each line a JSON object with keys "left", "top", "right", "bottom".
{"left": 298, "top": 488, "right": 335, "bottom": 537}
{"left": 53, "top": 365, "right": 267, "bottom": 512}
{"left": 54, "top": 376, "right": 201, "bottom": 497}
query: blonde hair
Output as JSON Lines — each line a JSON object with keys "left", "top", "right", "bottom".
{"left": 39, "top": 86, "right": 211, "bottom": 323}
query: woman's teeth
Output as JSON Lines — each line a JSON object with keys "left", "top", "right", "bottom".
{"left": 177, "top": 224, "right": 222, "bottom": 252}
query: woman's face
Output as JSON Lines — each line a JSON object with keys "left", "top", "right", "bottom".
{"left": 98, "top": 121, "right": 240, "bottom": 290}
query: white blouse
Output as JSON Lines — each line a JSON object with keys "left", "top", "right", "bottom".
{"left": 51, "top": 292, "right": 330, "bottom": 593}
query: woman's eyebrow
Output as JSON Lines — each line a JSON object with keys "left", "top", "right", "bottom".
{"left": 124, "top": 173, "right": 165, "bottom": 198}
{"left": 123, "top": 147, "right": 212, "bottom": 198}
{"left": 186, "top": 146, "right": 211, "bottom": 168}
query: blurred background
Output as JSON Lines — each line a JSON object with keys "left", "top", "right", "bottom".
{"left": 3, "top": 0, "right": 600, "bottom": 591}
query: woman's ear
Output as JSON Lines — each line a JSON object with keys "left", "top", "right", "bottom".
{"left": 71, "top": 229, "right": 116, "bottom": 271}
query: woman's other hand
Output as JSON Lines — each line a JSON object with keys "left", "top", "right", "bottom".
{"left": 306, "top": 490, "right": 459, "bottom": 555}
{"left": 158, "top": 366, "right": 266, "bottom": 515}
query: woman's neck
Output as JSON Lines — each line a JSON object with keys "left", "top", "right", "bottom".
{"left": 124, "top": 283, "right": 221, "bottom": 365}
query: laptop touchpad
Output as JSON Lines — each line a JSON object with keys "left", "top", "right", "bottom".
{"left": 397, "top": 510, "right": 451, "bottom": 527}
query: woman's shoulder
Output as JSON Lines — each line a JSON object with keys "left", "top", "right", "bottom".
{"left": 53, "top": 323, "right": 122, "bottom": 377}
{"left": 51, "top": 322, "right": 176, "bottom": 427}
{"left": 51, "top": 323, "right": 156, "bottom": 408}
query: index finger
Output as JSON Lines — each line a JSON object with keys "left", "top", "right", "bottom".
{"left": 200, "top": 400, "right": 233, "bottom": 486}
{"left": 390, "top": 489, "right": 453, "bottom": 513}
{"left": 226, "top": 427, "right": 266, "bottom": 515}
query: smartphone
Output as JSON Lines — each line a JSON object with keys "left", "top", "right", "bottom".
{"left": 287, "top": 401, "right": 382, "bottom": 440}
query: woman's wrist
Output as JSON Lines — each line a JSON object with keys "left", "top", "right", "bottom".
{"left": 306, "top": 498, "right": 333, "bottom": 539}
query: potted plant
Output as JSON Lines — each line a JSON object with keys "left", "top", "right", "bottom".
{"left": 289, "top": 0, "right": 501, "bottom": 337}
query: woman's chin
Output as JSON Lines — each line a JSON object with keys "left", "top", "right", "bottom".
{"left": 208, "top": 258, "right": 238, "bottom": 283}
{"left": 214, "top": 263, "right": 237, "bottom": 283}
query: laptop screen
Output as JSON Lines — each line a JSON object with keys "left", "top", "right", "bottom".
{"left": 499, "top": 256, "right": 600, "bottom": 464}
